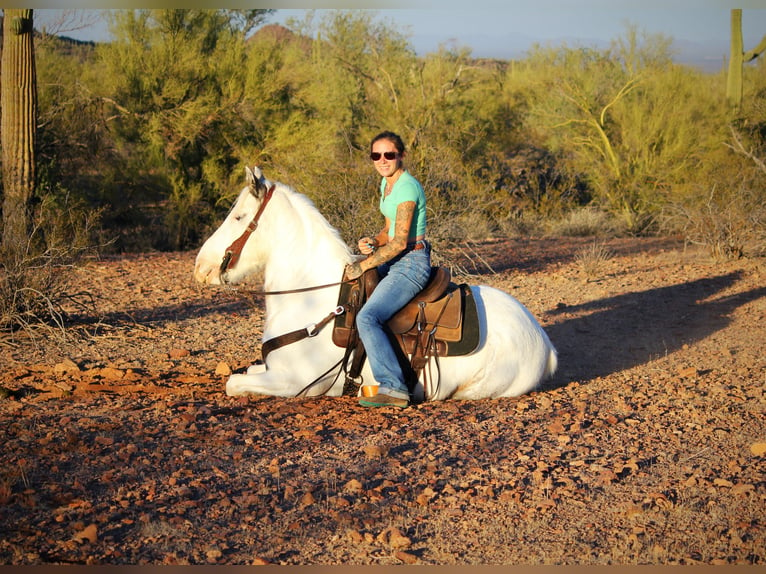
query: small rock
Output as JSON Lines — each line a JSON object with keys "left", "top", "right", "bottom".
{"left": 395, "top": 550, "right": 418, "bottom": 564}
{"left": 100, "top": 367, "right": 125, "bottom": 381}
{"left": 363, "top": 445, "right": 386, "bottom": 459}
{"left": 343, "top": 479, "right": 363, "bottom": 494}
{"left": 298, "top": 492, "right": 316, "bottom": 508}
{"left": 73, "top": 524, "right": 98, "bottom": 544}
{"left": 215, "top": 362, "right": 232, "bottom": 376}
{"left": 169, "top": 348, "right": 190, "bottom": 359}
{"left": 377, "top": 527, "right": 411, "bottom": 549}
{"left": 205, "top": 548, "right": 222, "bottom": 561}
{"left": 677, "top": 366, "right": 698, "bottom": 378}
{"left": 54, "top": 358, "right": 80, "bottom": 373}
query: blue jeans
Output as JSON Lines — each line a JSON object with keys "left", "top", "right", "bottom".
{"left": 356, "top": 241, "right": 432, "bottom": 394}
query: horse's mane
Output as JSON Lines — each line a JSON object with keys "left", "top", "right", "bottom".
{"left": 276, "top": 182, "right": 353, "bottom": 260}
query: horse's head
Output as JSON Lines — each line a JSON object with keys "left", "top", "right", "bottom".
{"left": 194, "top": 166, "right": 275, "bottom": 285}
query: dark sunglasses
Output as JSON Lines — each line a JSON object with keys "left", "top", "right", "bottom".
{"left": 370, "top": 151, "right": 398, "bottom": 161}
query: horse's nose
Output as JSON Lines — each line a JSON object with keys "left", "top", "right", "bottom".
{"left": 193, "top": 261, "right": 218, "bottom": 284}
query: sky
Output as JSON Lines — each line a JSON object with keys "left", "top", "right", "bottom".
{"left": 31, "top": 2, "right": 766, "bottom": 73}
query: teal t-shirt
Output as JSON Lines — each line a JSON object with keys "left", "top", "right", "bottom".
{"left": 379, "top": 170, "right": 427, "bottom": 240}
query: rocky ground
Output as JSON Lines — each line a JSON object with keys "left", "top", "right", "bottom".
{"left": 0, "top": 236, "right": 764, "bottom": 565}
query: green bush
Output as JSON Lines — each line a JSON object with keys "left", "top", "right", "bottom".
{"left": 28, "top": 10, "right": 766, "bottom": 258}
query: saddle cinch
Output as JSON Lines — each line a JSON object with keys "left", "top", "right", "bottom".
{"left": 332, "top": 266, "right": 480, "bottom": 399}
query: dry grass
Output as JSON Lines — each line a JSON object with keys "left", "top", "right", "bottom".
{"left": 574, "top": 240, "right": 614, "bottom": 281}
{"left": 548, "top": 207, "right": 622, "bottom": 238}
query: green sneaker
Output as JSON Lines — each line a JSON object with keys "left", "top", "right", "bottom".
{"left": 359, "top": 386, "right": 410, "bottom": 408}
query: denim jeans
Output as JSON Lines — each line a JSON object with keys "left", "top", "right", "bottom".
{"left": 356, "top": 241, "right": 432, "bottom": 394}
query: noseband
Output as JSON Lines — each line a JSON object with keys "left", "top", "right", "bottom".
{"left": 219, "top": 183, "right": 276, "bottom": 276}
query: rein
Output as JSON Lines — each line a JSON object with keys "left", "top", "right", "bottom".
{"left": 232, "top": 279, "right": 349, "bottom": 297}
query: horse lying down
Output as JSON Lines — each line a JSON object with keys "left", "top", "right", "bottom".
{"left": 194, "top": 166, "right": 557, "bottom": 402}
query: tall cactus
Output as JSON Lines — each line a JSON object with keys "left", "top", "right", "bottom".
{"left": 727, "top": 9, "right": 743, "bottom": 107}
{"left": 727, "top": 8, "right": 766, "bottom": 108}
{"left": 1, "top": 9, "right": 37, "bottom": 252}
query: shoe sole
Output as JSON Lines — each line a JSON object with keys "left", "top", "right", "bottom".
{"left": 358, "top": 397, "right": 409, "bottom": 408}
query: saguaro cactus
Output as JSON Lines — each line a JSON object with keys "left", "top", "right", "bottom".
{"left": 727, "top": 8, "right": 766, "bottom": 108}
{"left": 727, "top": 9, "right": 744, "bottom": 107}
{"left": 1, "top": 9, "right": 37, "bottom": 251}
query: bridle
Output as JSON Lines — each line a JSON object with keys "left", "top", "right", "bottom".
{"left": 219, "top": 183, "right": 276, "bottom": 277}
{"left": 217, "top": 181, "right": 349, "bottom": 295}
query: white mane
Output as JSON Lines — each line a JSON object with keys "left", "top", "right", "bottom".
{"left": 255, "top": 183, "right": 354, "bottom": 294}
{"left": 277, "top": 185, "right": 353, "bottom": 263}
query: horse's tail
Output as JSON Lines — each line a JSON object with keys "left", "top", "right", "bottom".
{"left": 544, "top": 345, "right": 558, "bottom": 380}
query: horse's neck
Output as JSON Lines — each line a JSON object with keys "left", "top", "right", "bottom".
{"left": 261, "top": 189, "right": 351, "bottom": 302}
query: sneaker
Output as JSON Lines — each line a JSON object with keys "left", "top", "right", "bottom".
{"left": 359, "top": 386, "right": 410, "bottom": 408}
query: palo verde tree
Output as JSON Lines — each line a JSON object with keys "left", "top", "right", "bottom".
{"left": 97, "top": 9, "right": 273, "bottom": 249}
{"left": 272, "top": 10, "right": 516, "bottom": 245}
{"left": 1, "top": 9, "right": 37, "bottom": 254}
{"left": 507, "top": 26, "right": 688, "bottom": 233}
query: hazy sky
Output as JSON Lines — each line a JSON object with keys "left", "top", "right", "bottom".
{"left": 33, "top": 3, "right": 766, "bottom": 71}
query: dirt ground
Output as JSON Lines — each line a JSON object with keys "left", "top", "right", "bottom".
{"left": 1, "top": 236, "right": 764, "bottom": 565}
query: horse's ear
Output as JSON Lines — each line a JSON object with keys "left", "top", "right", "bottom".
{"left": 246, "top": 166, "right": 269, "bottom": 197}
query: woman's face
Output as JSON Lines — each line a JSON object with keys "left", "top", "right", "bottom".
{"left": 371, "top": 138, "right": 402, "bottom": 178}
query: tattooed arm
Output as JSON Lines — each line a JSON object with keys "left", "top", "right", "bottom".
{"left": 346, "top": 201, "right": 415, "bottom": 279}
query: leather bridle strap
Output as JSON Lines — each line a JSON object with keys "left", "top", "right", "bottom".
{"left": 261, "top": 305, "right": 346, "bottom": 363}
{"left": 220, "top": 184, "right": 276, "bottom": 276}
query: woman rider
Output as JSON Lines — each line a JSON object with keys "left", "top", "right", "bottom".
{"left": 344, "top": 131, "right": 431, "bottom": 408}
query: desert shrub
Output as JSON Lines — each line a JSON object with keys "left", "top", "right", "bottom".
{"left": 660, "top": 95, "right": 766, "bottom": 259}
{"left": 547, "top": 206, "right": 627, "bottom": 238}
{"left": 662, "top": 167, "right": 765, "bottom": 260}
{"left": 504, "top": 27, "right": 730, "bottom": 236}
{"left": 671, "top": 185, "right": 764, "bottom": 259}
{"left": 0, "top": 194, "right": 100, "bottom": 341}
{"left": 574, "top": 239, "right": 615, "bottom": 281}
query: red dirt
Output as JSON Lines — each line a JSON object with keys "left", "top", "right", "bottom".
{"left": 1, "top": 237, "right": 764, "bottom": 565}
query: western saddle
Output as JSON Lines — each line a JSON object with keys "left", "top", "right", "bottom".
{"left": 332, "top": 266, "right": 479, "bottom": 400}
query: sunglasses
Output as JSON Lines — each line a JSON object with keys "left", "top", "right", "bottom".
{"left": 370, "top": 151, "right": 398, "bottom": 161}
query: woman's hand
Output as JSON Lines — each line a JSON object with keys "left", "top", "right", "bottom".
{"left": 357, "top": 236, "right": 377, "bottom": 255}
{"left": 344, "top": 262, "right": 364, "bottom": 280}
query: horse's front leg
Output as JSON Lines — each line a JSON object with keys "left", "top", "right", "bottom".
{"left": 225, "top": 362, "right": 345, "bottom": 398}
{"left": 225, "top": 370, "right": 303, "bottom": 397}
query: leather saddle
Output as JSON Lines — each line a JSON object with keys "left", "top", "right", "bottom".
{"left": 332, "top": 266, "right": 480, "bottom": 394}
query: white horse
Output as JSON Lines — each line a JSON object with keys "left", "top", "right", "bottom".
{"left": 194, "top": 166, "right": 557, "bottom": 401}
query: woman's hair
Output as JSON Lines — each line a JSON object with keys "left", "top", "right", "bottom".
{"left": 371, "top": 131, "right": 405, "bottom": 155}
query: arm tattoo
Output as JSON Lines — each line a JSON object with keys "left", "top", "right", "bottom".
{"left": 362, "top": 202, "right": 415, "bottom": 270}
